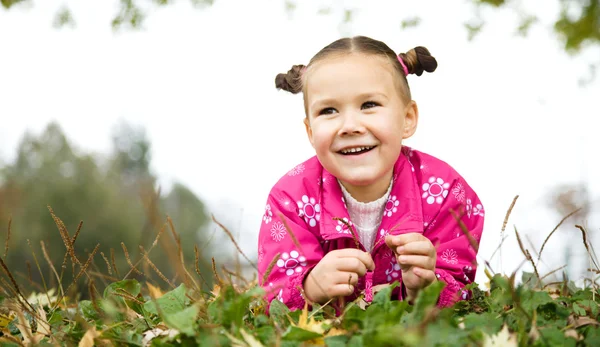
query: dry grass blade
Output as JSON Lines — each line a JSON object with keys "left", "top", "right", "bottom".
{"left": 88, "top": 279, "right": 102, "bottom": 317}
{"left": 110, "top": 248, "right": 120, "bottom": 278}
{"left": 47, "top": 206, "right": 80, "bottom": 266}
{"left": 139, "top": 245, "right": 175, "bottom": 289}
{"left": 541, "top": 265, "right": 567, "bottom": 283}
{"left": 100, "top": 252, "right": 112, "bottom": 275}
{"left": 450, "top": 208, "right": 478, "bottom": 252}
{"left": 26, "top": 238, "right": 51, "bottom": 296}
{"left": 115, "top": 288, "right": 145, "bottom": 305}
{"left": 537, "top": 208, "right": 581, "bottom": 265}
{"left": 72, "top": 220, "right": 83, "bottom": 244}
{"left": 514, "top": 226, "right": 541, "bottom": 286}
{"left": 333, "top": 217, "right": 360, "bottom": 249}
{"left": 211, "top": 214, "right": 258, "bottom": 271}
{"left": 277, "top": 212, "right": 303, "bottom": 253}
{"left": 488, "top": 235, "right": 509, "bottom": 262}
{"left": 26, "top": 261, "right": 32, "bottom": 285}
{"left": 575, "top": 225, "right": 600, "bottom": 271}
{"left": 212, "top": 257, "right": 222, "bottom": 286}
{"left": 261, "top": 252, "right": 281, "bottom": 286}
{"left": 499, "top": 196, "right": 518, "bottom": 274}
{"left": 121, "top": 242, "right": 142, "bottom": 276}
{"left": 0, "top": 257, "right": 36, "bottom": 313}
{"left": 502, "top": 195, "right": 519, "bottom": 233}
{"left": 67, "top": 243, "right": 100, "bottom": 291}
{"left": 194, "top": 245, "right": 208, "bottom": 290}
{"left": 167, "top": 217, "right": 199, "bottom": 291}
{"left": 4, "top": 216, "right": 11, "bottom": 258}
{"left": 40, "top": 241, "right": 65, "bottom": 297}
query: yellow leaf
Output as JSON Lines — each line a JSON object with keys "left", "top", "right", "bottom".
{"left": 324, "top": 327, "right": 347, "bottom": 337}
{"left": 78, "top": 326, "right": 100, "bottom": 347}
{"left": 240, "top": 329, "right": 265, "bottom": 347}
{"left": 0, "top": 312, "right": 14, "bottom": 329}
{"left": 146, "top": 282, "right": 163, "bottom": 299}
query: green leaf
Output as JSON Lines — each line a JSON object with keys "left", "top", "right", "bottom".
{"left": 163, "top": 303, "right": 199, "bottom": 336}
{"left": 104, "top": 279, "right": 141, "bottom": 307}
{"left": 372, "top": 281, "right": 399, "bottom": 306}
{"left": 269, "top": 299, "right": 291, "bottom": 326}
{"left": 520, "top": 290, "right": 553, "bottom": 314}
{"left": 325, "top": 335, "right": 350, "bottom": 346}
{"left": 78, "top": 300, "right": 99, "bottom": 320}
{"left": 281, "top": 326, "right": 322, "bottom": 341}
{"left": 410, "top": 280, "right": 445, "bottom": 320}
{"left": 462, "top": 312, "right": 503, "bottom": 335}
{"left": 573, "top": 303, "right": 586, "bottom": 316}
{"left": 144, "top": 283, "right": 188, "bottom": 315}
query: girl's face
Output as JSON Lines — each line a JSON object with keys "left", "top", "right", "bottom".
{"left": 304, "top": 54, "right": 418, "bottom": 202}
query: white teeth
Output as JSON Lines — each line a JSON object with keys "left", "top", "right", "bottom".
{"left": 340, "top": 146, "right": 374, "bottom": 154}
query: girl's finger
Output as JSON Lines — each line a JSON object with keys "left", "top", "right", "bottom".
{"left": 413, "top": 267, "right": 437, "bottom": 285}
{"left": 396, "top": 241, "right": 435, "bottom": 256}
{"left": 397, "top": 254, "right": 436, "bottom": 270}
{"left": 329, "top": 283, "right": 356, "bottom": 298}
{"left": 335, "top": 271, "right": 359, "bottom": 286}
{"left": 335, "top": 257, "right": 368, "bottom": 276}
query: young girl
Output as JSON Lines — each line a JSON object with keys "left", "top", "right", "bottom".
{"left": 257, "top": 36, "right": 484, "bottom": 311}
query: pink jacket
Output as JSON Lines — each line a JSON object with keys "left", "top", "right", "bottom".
{"left": 257, "top": 146, "right": 484, "bottom": 311}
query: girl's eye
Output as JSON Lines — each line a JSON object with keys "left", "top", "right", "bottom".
{"left": 319, "top": 107, "right": 337, "bottom": 115}
{"left": 362, "top": 101, "right": 380, "bottom": 109}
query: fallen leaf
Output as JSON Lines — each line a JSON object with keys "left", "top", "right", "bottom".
{"left": 78, "top": 326, "right": 100, "bottom": 347}
{"left": 142, "top": 327, "right": 179, "bottom": 347}
{"left": 568, "top": 315, "right": 599, "bottom": 328}
{"left": 564, "top": 329, "right": 582, "bottom": 341}
{"left": 483, "top": 324, "right": 518, "bottom": 347}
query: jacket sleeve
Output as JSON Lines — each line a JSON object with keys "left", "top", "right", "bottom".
{"left": 257, "top": 186, "right": 325, "bottom": 312}
{"left": 423, "top": 177, "right": 485, "bottom": 307}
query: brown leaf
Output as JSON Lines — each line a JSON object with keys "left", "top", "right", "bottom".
{"left": 564, "top": 329, "right": 582, "bottom": 341}
{"left": 568, "top": 314, "right": 599, "bottom": 328}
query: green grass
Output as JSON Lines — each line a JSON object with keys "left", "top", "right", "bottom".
{"left": 0, "top": 207, "right": 598, "bottom": 346}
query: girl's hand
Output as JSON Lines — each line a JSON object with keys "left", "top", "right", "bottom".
{"left": 303, "top": 248, "right": 375, "bottom": 304}
{"left": 385, "top": 233, "right": 437, "bottom": 300}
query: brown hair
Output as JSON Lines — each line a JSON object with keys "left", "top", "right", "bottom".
{"left": 274, "top": 36, "right": 437, "bottom": 104}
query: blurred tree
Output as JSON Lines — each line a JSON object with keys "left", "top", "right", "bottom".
{"left": 0, "top": 121, "right": 215, "bottom": 295}
{"left": 2, "top": 0, "right": 598, "bottom": 57}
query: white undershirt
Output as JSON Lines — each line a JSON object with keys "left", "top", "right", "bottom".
{"left": 338, "top": 179, "right": 392, "bottom": 252}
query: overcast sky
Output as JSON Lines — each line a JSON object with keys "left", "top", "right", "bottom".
{"left": 1, "top": 0, "right": 598, "bottom": 285}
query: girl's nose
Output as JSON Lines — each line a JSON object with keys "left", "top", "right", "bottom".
{"left": 338, "top": 111, "right": 366, "bottom": 136}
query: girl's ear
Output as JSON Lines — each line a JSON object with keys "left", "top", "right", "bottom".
{"left": 402, "top": 100, "right": 419, "bottom": 139}
{"left": 304, "top": 118, "right": 315, "bottom": 148}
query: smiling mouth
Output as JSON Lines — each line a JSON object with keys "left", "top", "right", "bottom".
{"left": 338, "top": 146, "right": 377, "bottom": 155}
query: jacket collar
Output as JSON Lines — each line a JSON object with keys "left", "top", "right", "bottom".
{"left": 318, "top": 150, "right": 424, "bottom": 243}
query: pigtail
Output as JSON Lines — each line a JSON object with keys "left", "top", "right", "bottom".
{"left": 275, "top": 64, "right": 305, "bottom": 94}
{"left": 398, "top": 46, "right": 438, "bottom": 76}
